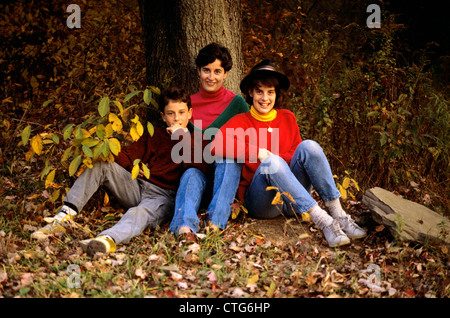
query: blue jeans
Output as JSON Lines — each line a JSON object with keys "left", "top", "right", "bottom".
{"left": 244, "top": 140, "right": 340, "bottom": 219}
{"left": 170, "top": 160, "right": 242, "bottom": 233}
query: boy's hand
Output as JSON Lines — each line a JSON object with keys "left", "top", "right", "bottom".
{"left": 258, "top": 148, "right": 272, "bottom": 162}
{"left": 166, "top": 123, "right": 188, "bottom": 135}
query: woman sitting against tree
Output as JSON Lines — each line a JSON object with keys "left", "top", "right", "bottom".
{"left": 210, "top": 59, "right": 366, "bottom": 247}
{"left": 169, "top": 43, "right": 249, "bottom": 240}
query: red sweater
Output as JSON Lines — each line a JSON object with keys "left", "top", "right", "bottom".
{"left": 211, "top": 109, "right": 302, "bottom": 201}
{"left": 115, "top": 127, "right": 211, "bottom": 191}
{"left": 190, "top": 86, "right": 242, "bottom": 130}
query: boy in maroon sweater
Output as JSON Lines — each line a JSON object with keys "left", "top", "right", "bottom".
{"left": 32, "top": 87, "right": 210, "bottom": 256}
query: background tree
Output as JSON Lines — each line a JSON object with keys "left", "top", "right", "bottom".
{"left": 138, "top": 0, "right": 243, "bottom": 97}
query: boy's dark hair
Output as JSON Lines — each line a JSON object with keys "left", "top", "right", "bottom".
{"left": 195, "top": 42, "right": 233, "bottom": 72}
{"left": 158, "top": 86, "right": 192, "bottom": 112}
{"left": 244, "top": 75, "right": 287, "bottom": 108}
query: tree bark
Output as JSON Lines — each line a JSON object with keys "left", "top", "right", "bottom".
{"left": 138, "top": 0, "right": 243, "bottom": 96}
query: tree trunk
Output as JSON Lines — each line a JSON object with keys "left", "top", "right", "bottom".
{"left": 138, "top": 0, "right": 243, "bottom": 96}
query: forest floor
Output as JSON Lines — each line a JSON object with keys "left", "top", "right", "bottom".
{"left": 1, "top": 180, "right": 449, "bottom": 300}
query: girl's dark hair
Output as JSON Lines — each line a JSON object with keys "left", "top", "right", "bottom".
{"left": 195, "top": 42, "right": 233, "bottom": 72}
{"left": 159, "top": 86, "right": 192, "bottom": 112}
{"left": 244, "top": 74, "right": 287, "bottom": 108}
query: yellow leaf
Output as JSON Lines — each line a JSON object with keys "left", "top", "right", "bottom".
{"left": 88, "top": 126, "right": 97, "bottom": 135}
{"left": 266, "top": 186, "right": 279, "bottom": 191}
{"left": 342, "top": 177, "right": 351, "bottom": 189}
{"left": 131, "top": 164, "right": 140, "bottom": 180}
{"left": 136, "top": 121, "right": 144, "bottom": 136}
{"left": 351, "top": 178, "right": 360, "bottom": 191}
{"left": 108, "top": 138, "right": 121, "bottom": 156}
{"left": 231, "top": 206, "right": 241, "bottom": 219}
{"left": 83, "top": 157, "right": 93, "bottom": 169}
{"left": 25, "top": 148, "right": 34, "bottom": 161}
{"left": 109, "top": 113, "right": 123, "bottom": 132}
{"left": 107, "top": 152, "right": 115, "bottom": 162}
{"left": 301, "top": 212, "right": 311, "bottom": 222}
{"left": 50, "top": 189, "right": 60, "bottom": 203}
{"left": 337, "top": 184, "right": 347, "bottom": 200}
{"left": 104, "top": 192, "right": 110, "bottom": 206}
{"left": 81, "top": 128, "right": 91, "bottom": 138}
{"left": 266, "top": 281, "right": 276, "bottom": 298}
{"left": 45, "top": 169, "right": 56, "bottom": 188}
{"left": 247, "top": 274, "right": 259, "bottom": 284}
{"left": 130, "top": 126, "right": 140, "bottom": 141}
{"left": 105, "top": 123, "right": 114, "bottom": 138}
{"left": 81, "top": 138, "right": 99, "bottom": 147}
{"left": 141, "top": 162, "right": 150, "bottom": 179}
{"left": 31, "top": 134, "right": 43, "bottom": 155}
{"left": 147, "top": 122, "right": 154, "bottom": 137}
{"left": 69, "top": 155, "right": 82, "bottom": 176}
{"left": 131, "top": 114, "right": 139, "bottom": 124}
{"left": 114, "top": 100, "right": 124, "bottom": 117}
{"left": 271, "top": 192, "right": 282, "bottom": 205}
{"left": 21, "top": 125, "right": 31, "bottom": 146}
{"left": 349, "top": 191, "right": 356, "bottom": 200}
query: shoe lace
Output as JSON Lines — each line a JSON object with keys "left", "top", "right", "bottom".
{"left": 340, "top": 214, "right": 360, "bottom": 231}
{"left": 330, "top": 220, "right": 345, "bottom": 237}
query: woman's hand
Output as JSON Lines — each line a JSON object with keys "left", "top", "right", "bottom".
{"left": 258, "top": 148, "right": 273, "bottom": 162}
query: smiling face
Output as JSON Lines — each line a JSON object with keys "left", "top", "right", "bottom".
{"left": 198, "top": 58, "right": 228, "bottom": 94}
{"left": 161, "top": 100, "right": 192, "bottom": 129}
{"left": 249, "top": 83, "right": 276, "bottom": 115}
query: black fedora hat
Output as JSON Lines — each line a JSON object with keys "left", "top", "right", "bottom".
{"left": 240, "top": 59, "right": 290, "bottom": 94}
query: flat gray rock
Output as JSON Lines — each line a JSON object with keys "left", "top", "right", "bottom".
{"left": 362, "top": 187, "right": 450, "bottom": 245}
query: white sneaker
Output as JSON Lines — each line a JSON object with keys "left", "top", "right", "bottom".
{"left": 31, "top": 205, "right": 77, "bottom": 239}
{"left": 336, "top": 214, "right": 367, "bottom": 239}
{"left": 322, "top": 220, "right": 351, "bottom": 247}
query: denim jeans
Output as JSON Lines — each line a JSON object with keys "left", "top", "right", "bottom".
{"left": 244, "top": 140, "right": 340, "bottom": 219}
{"left": 170, "top": 160, "right": 242, "bottom": 233}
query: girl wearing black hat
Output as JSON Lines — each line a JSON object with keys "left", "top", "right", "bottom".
{"left": 211, "top": 60, "right": 366, "bottom": 247}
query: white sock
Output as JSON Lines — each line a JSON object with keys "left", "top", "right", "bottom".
{"left": 53, "top": 205, "right": 77, "bottom": 222}
{"left": 61, "top": 205, "right": 77, "bottom": 216}
{"left": 325, "top": 198, "right": 347, "bottom": 219}
{"left": 309, "top": 205, "right": 333, "bottom": 229}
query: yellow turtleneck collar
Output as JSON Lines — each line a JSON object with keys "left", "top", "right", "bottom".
{"left": 250, "top": 106, "right": 277, "bottom": 122}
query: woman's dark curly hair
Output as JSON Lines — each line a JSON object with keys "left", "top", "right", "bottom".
{"left": 195, "top": 42, "right": 233, "bottom": 72}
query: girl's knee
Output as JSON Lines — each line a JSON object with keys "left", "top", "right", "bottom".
{"left": 297, "top": 140, "right": 324, "bottom": 157}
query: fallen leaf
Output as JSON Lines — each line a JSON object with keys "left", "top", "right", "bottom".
{"left": 0, "top": 271, "right": 7, "bottom": 285}
{"left": 148, "top": 254, "right": 160, "bottom": 261}
{"left": 207, "top": 270, "right": 217, "bottom": 284}
{"left": 231, "top": 287, "right": 246, "bottom": 297}
{"left": 171, "top": 271, "right": 183, "bottom": 281}
{"left": 177, "top": 281, "right": 188, "bottom": 289}
{"left": 20, "top": 273, "right": 34, "bottom": 287}
{"left": 135, "top": 268, "right": 146, "bottom": 279}
{"left": 188, "top": 243, "right": 200, "bottom": 253}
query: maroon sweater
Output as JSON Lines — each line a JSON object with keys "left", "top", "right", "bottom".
{"left": 114, "top": 127, "right": 211, "bottom": 191}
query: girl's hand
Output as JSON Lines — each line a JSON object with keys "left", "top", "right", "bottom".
{"left": 258, "top": 148, "right": 272, "bottom": 162}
